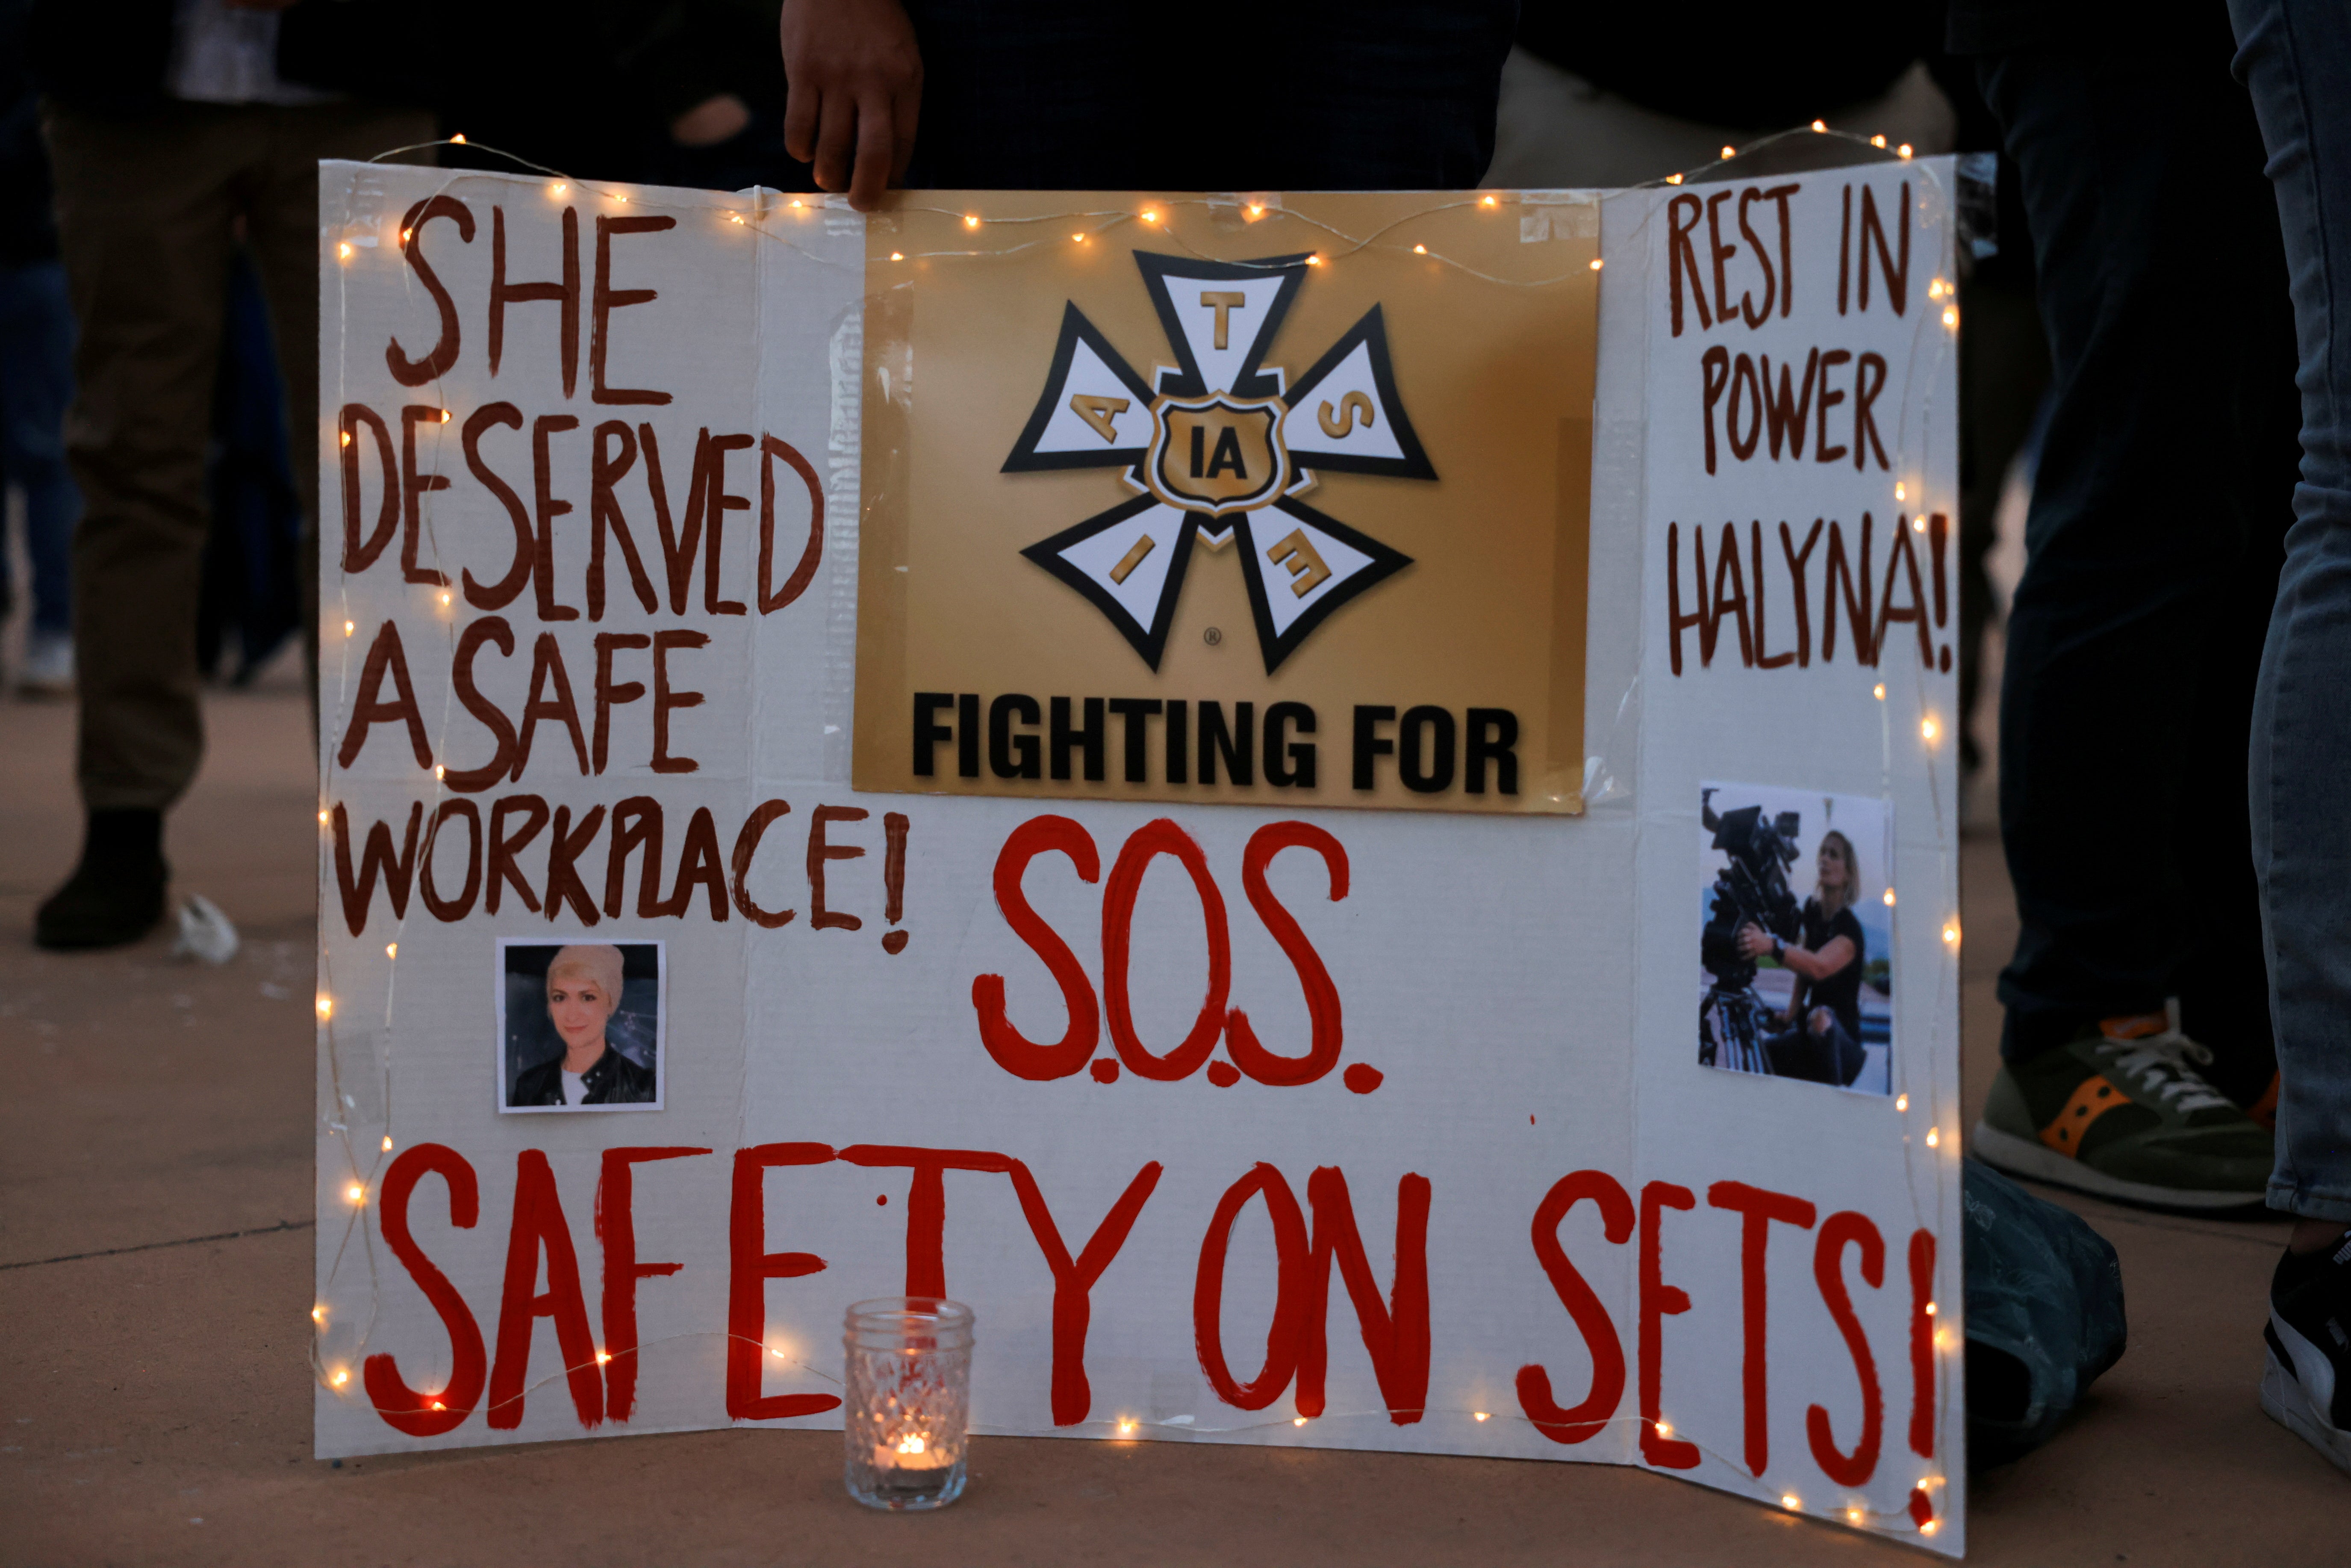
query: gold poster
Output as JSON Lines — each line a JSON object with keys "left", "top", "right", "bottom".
{"left": 854, "top": 190, "right": 1597, "bottom": 813}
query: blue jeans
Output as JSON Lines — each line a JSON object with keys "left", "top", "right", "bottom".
{"left": 2230, "top": 0, "right": 2351, "bottom": 1222}
{"left": 0, "top": 259, "right": 77, "bottom": 637}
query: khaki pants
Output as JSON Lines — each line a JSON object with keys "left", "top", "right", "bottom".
{"left": 45, "top": 101, "right": 435, "bottom": 812}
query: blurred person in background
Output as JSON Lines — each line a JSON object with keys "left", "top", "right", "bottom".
{"left": 776, "top": 0, "right": 1516, "bottom": 207}
{"left": 27, "top": 0, "right": 433, "bottom": 949}
{"left": 0, "top": 0, "right": 78, "bottom": 698}
{"left": 1955, "top": 3, "right": 2295, "bottom": 1208}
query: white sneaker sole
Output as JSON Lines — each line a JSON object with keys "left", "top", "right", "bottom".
{"left": 1971, "top": 1122, "right": 2268, "bottom": 1210}
{"left": 2262, "top": 1344, "right": 2351, "bottom": 1475}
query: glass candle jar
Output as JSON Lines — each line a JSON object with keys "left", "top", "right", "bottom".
{"left": 843, "top": 1297, "right": 975, "bottom": 1511}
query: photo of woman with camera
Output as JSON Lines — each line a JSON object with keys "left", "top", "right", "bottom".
{"left": 1736, "top": 829, "right": 1869, "bottom": 1087}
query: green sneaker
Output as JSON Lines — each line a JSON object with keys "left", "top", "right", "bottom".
{"left": 1973, "top": 1011, "right": 2273, "bottom": 1210}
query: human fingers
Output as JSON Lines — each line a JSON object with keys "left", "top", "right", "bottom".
{"left": 783, "top": 81, "right": 820, "bottom": 165}
{"left": 812, "top": 91, "right": 858, "bottom": 194}
{"left": 848, "top": 92, "right": 896, "bottom": 211}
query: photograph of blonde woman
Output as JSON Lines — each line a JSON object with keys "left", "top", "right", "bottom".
{"left": 1698, "top": 783, "right": 1892, "bottom": 1095}
{"left": 498, "top": 942, "right": 663, "bottom": 1111}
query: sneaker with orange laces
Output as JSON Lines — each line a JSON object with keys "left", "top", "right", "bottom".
{"left": 1971, "top": 1011, "right": 2274, "bottom": 1210}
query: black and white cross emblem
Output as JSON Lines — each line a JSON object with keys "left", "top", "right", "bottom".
{"left": 1002, "top": 251, "right": 1435, "bottom": 672}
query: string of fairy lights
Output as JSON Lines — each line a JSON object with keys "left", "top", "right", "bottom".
{"left": 308, "top": 127, "right": 1964, "bottom": 1544}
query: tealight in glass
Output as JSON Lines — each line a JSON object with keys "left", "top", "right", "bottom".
{"left": 843, "top": 1297, "right": 974, "bottom": 1511}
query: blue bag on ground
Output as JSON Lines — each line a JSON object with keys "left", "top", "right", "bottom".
{"left": 1963, "top": 1157, "right": 2127, "bottom": 1466}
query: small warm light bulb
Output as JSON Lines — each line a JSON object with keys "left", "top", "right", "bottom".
{"left": 1247, "top": 203, "right": 1265, "bottom": 217}
{"left": 1072, "top": 232, "right": 1086, "bottom": 242}
{"left": 343, "top": 619, "right": 355, "bottom": 637}
{"left": 1924, "top": 1301, "right": 1938, "bottom": 1316}
{"left": 1481, "top": 195, "right": 1498, "bottom": 207}
{"left": 1895, "top": 1093, "right": 1909, "bottom": 1112}
{"left": 889, "top": 251, "right": 903, "bottom": 261}
{"left": 1665, "top": 173, "right": 1684, "bottom": 185}
{"left": 1871, "top": 134, "right": 1887, "bottom": 149}
{"left": 340, "top": 430, "right": 352, "bottom": 447}
{"left": 1782, "top": 1494, "right": 1802, "bottom": 1512}
{"left": 1921, "top": 715, "right": 1940, "bottom": 743}
{"left": 1894, "top": 482, "right": 1906, "bottom": 501}
{"left": 1873, "top": 682, "right": 1886, "bottom": 700}
{"left": 346, "top": 1182, "right": 365, "bottom": 1204}
{"left": 1927, "top": 279, "right": 1944, "bottom": 301}
{"left": 1812, "top": 119, "right": 1827, "bottom": 133}
{"left": 433, "top": 764, "right": 446, "bottom": 781}
{"left": 439, "top": 589, "right": 452, "bottom": 606}
{"left": 430, "top": 1400, "right": 445, "bottom": 1411}
{"left": 1117, "top": 1418, "right": 1138, "bottom": 1436}
{"left": 312, "top": 1305, "right": 326, "bottom": 1323}
{"left": 1589, "top": 258, "right": 1604, "bottom": 271}
{"left": 1883, "top": 887, "right": 1897, "bottom": 907}
{"left": 1898, "top": 144, "right": 1914, "bottom": 159}
{"left": 438, "top": 409, "right": 451, "bottom": 424}
{"left": 595, "top": 1350, "right": 611, "bottom": 1365}
{"left": 1140, "top": 210, "right": 1158, "bottom": 224}
{"left": 1292, "top": 1416, "right": 1308, "bottom": 1427}
{"left": 898, "top": 1435, "right": 927, "bottom": 1456}
{"left": 1912, "top": 515, "right": 1927, "bottom": 533}
{"left": 331, "top": 1368, "right": 350, "bottom": 1386}
{"left": 317, "top": 995, "right": 334, "bottom": 1020}
{"left": 400, "top": 228, "right": 412, "bottom": 243}
{"left": 336, "top": 242, "right": 353, "bottom": 261}
{"left": 1923, "top": 1520, "right": 1939, "bottom": 1536}
{"left": 382, "top": 1136, "right": 395, "bottom": 1152}
{"left": 789, "top": 198, "right": 804, "bottom": 209}
{"left": 385, "top": 943, "right": 397, "bottom": 960}
{"left": 449, "top": 133, "right": 466, "bottom": 145}
{"left": 1305, "top": 254, "right": 1323, "bottom": 266}
{"left": 963, "top": 214, "right": 980, "bottom": 229}
{"left": 1847, "top": 1506, "right": 1865, "bottom": 1524}
{"left": 1926, "top": 1126, "right": 1942, "bottom": 1148}
{"left": 769, "top": 1343, "right": 788, "bottom": 1360}
{"left": 728, "top": 214, "right": 744, "bottom": 225}
{"left": 1720, "top": 144, "right": 1736, "bottom": 159}
{"left": 1942, "top": 921, "right": 1961, "bottom": 946}
{"left": 1943, "top": 304, "right": 1960, "bottom": 330}
{"left": 1413, "top": 244, "right": 1426, "bottom": 254}
{"left": 1655, "top": 1420, "right": 1673, "bottom": 1439}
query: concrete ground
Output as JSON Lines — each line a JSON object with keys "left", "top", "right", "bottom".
{"left": 1, "top": 676, "right": 2341, "bottom": 1566}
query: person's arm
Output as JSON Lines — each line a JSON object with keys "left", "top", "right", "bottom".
{"left": 1735, "top": 920, "right": 1855, "bottom": 983}
{"left": 778, "top": 0, "right": 922, "bottom": 212}
{"left": 1774, "top": 932, "right": 1855, "bottom": 983}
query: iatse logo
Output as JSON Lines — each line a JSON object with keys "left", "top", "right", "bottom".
{"left": 1003, "top": 252, "right": 1435, "bottom": 671}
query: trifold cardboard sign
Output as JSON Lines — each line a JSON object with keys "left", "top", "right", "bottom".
{"left": 316, "top": 159, "right": 1965, "bottom": 1550}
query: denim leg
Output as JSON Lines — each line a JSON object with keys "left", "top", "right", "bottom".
{"left": 0, "top": 259, "right": 80, "bottom": 635}
{"left": 1977, "top": 44, "right": 2296, "bottom": 1099}
{"left": 2228, "top": 0, "right": 2351, "bottom": 1222}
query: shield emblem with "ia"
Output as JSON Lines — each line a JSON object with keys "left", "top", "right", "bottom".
{"left": 1149, "top": 395, "right": 1287, "bottom": 516}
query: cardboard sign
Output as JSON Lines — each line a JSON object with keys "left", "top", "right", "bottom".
{"left": 315, "top": 161, "right": 1965, "bottom": 1553}
{"left": 852, "top": 193, "right": 1596, "bottom": 814}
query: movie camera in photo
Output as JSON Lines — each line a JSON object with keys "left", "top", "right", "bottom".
{"left": 1697, "top": 782, "right": 1893, "bottom": 1095}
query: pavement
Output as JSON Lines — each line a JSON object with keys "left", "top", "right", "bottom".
{"left": 2, "top": 674, "right": 2342, "bottom": 1566}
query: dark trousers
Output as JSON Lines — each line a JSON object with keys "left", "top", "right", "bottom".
{"left": 1978, "top": 42, "right": 2299, "bottom": 1103}
{"left": 899, "top": 1, "right": 1517, "bottom": 191}
{"left": 45, "top": 100, "right": 432, "bottom": 813}
{"left": 1765, "top": 1016, "right": 1864, "bottom": 1088}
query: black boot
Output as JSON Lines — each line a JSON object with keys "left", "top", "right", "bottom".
{"left": 35, "top": 808, "right": 169, "bottom": 950}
